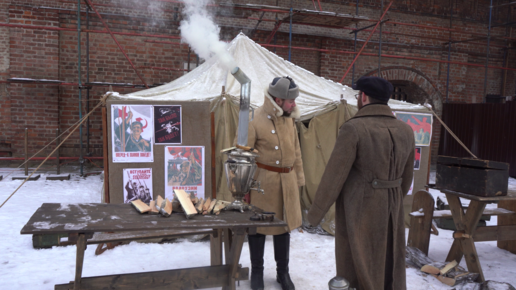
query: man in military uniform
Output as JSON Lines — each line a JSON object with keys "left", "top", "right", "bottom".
{"left": 244, "top": 76, "right": 304, "bottom": 290}
{"left": 307, "top": 76, "right": 415, "bottom": 290}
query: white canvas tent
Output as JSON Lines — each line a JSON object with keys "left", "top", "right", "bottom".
{"left": 109, "top": 33, "right": 430, "bottom": 234}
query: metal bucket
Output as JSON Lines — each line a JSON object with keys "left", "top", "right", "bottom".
{"left": 328, "top": 276, "right": 351, "bottom": 290}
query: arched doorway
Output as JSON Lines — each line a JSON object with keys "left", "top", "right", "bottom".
{"left": 363, "top": 67, "right": 443, "bottom": 116}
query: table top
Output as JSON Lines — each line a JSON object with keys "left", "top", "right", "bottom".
{"left": 20, "top": 203, "right": 287, "bottom": 235}
{"left": 438, "top": 188, "right": 516, "bottom": 202}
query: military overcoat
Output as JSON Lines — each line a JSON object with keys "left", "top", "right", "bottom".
{"left": 246, "top": 92, "right": 305, "bottom": 235}
{"left": 307, "top": 104, "right": 415, "bottom": 290}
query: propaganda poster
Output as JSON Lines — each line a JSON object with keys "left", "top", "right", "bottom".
{"left": 111, "top": 105, "right": 154, "bottom": 163}
{"left": 164, "top": 146, "right": 205, "bottom": 200}
{"left": 394, "top": 112, "right": 433, "bottom": 146}
{"left": 123, "top": 168, "right": 153, "bottom": 204}
{"left": 154, "top": 105, "right": 182, "bottom": 144}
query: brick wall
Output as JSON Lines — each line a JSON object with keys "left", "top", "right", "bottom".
{"left": 0, "top": 0, "right": 515, "bottom": 165}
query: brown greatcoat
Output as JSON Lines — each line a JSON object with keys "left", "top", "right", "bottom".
{"left": 307, "top": 104, "right": 415, "bottom": 290}
{"left": 244, "top": 91, "right": 305, "bottom": 235}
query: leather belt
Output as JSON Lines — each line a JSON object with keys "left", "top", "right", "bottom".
{"left": 371, "top": 178, "right": 403, "bottom": 189}
{"left": 256, "top": 162, "right": 293, "bottom": 173}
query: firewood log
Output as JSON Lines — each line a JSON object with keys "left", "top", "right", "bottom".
{"left": 149, "top": 200, "right": 159, "bottom": 214}
{"left": 203, "top": 197, "right": 212, "bottom": 212}
{"left": 208, "top": 199, "right": 217, "bottom": 214}
{"left": 174, "top": 189, "right": 198, "bottom": 218}
{"left": 195, "top": 198, "right": 204, "bottom": 214}
{"left": 130, "top": 199, "right": 151, "bottom": 213}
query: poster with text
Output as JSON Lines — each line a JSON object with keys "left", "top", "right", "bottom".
{"left": 111, "top": 105, "right": 154, "bottom": 162}
{"left": 123, "top": 168, "right": 153, "bottom": 204}
{"left": 154, "top": 105, "right": 182, "bottom": 144}
{"left": 164, "top": 146, "right": 205, "bottom": 200}
{"left": 394, "top": 112, "right": 433, "bottom": 146}
{"left": 414, "top": 147, "right": 421, "bottom": 170}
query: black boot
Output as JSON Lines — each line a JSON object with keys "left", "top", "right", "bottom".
{"left": 248, "top": 233, "right": 266, "bottom": 290}
{"left": 274, "top": 232, "right": 295, "bottom": 290}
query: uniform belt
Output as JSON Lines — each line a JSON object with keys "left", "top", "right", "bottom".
{"left": 371, "top": 178, "right": 403, "bottom": 189}
{"left": 256, "top": 162, "right": 293, "bottom": 173}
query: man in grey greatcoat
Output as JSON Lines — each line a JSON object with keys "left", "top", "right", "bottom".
{"left": 307, "top": 76, "right": 415, "bottom": 290}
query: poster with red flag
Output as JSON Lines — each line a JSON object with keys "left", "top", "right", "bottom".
{"left": 111, "top": 105, "right": 154, "bottom": 163}
{"left": 164, "top": 146, "right": 205, "bottom": 200}
{"left": 394, "top": 112, "right": 433, "bottom": 146}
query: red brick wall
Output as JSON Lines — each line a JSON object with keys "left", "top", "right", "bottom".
{"left": 1, "top": 0, "right": 515, "bottom": 165}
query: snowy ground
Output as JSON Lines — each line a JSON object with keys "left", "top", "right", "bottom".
{"left": 0, "top": 167, "right": 515, "bottom": 289}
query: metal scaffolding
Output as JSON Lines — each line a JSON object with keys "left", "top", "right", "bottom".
{"left": 1, "top": 0, "right": 515, "bottom": 174}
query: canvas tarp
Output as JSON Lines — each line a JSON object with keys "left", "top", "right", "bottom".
{"left": 108, "top": 33, "right": 430, "bottom": 235}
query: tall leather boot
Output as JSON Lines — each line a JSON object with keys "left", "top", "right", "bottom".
{"left": 273, "top": 232, "right": 295, "bottom": 290}
{"left": 248, "top": 233, "right": 266, "bottom": 290}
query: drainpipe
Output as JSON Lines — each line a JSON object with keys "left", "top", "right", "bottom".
{"left": 77, "top": 0, "right": 84, "bottom": 176}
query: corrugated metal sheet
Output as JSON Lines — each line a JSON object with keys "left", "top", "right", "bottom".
{"left": 438, "top": 101, "right": 516, "bottom": 177}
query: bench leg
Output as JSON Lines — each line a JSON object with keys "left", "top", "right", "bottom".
{"left": 74, "top": 234, "right": 87, "bottom": 290}
{"left": 222, "top": 228, "right": 245, "bottom": 290}
{"left": 445, "top": 195, "right": 486, "bottom": 282}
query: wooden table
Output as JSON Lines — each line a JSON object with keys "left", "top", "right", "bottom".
{"left": 20, "top": 203, "right": 287, "bottom": 290}
{"left": 439, "top": 188, "right": 516, "bottom": 282}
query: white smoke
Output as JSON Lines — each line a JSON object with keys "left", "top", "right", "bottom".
{"left": 180, "top": 0, "right": 237, "bottom": 70}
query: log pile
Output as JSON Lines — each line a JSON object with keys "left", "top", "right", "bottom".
{"left": 129, "top": 191, "right": 230, "bottom": 218}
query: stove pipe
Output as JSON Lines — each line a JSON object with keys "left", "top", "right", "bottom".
{"left": 231, "top": 67, "right": 251, "bottom": 147}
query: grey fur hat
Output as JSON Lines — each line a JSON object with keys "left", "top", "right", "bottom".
{"left": 268, "top": 76, "right": 299, "bottom": 100}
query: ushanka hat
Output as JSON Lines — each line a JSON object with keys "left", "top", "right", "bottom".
{"left": 352, "top": 76, "right": 393, "bottom": 103}
{"left": 268, "top": 76, "right": 299, "bottom": 100}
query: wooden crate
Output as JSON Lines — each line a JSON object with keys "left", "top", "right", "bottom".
{"left": 436, "top": 156, "right": 509, "bottom": 197}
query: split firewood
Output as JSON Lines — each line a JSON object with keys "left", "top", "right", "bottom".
{"left": 191, "top": 196, "right": 199, "bottom": 204}
{"left": 208, "top": 199, "right": 217, "bottom": 214}
{"left": 435, "top": 275, "right": 456, "bottom": 286}
{"left": 421, "top": 265, "right": 440, "bottom": 275}
{"left": 161, "top": 198, "right": 173, "bottom": 216}
{"left": 172, "top": 199, "right": 184, "bottom": 213}
{"left": 439, "top": 260, "right": 458, "bottom": 275}
{"left": 174, "top": 189, "right": 198, "bottom": 218}
{"left": 195, "top": 198, "right": 204, "bottom": 213}
{"left": 212, "top": 200, "right": 229, "bottom": 215}
{"left": 203, "top": 197, "right": 212, "bottom": 212}
{"left": 130, "top": 199, "right": 151, "bottom": 213}
{"left": 156, "top": 195, "right": 164, "bottom": 209}
{"left": 148, "top": 200, "right": 159, "bottom": 214}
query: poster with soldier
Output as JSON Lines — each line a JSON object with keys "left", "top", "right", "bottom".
{"left": 154, "top": 105, "right": 182, "bottom": 144}
{"left": 164, "top": 146, "right": 205, "bottom": 200}
{"left": 123, "top": 168, "right": 153, "bottom": 204}
{"left": 394, "top": 112, "right": 433, "bottom": 146}
{"left": 111, "top": 105, "right": 154, "bottom": 163}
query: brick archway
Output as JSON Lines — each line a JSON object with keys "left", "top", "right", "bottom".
{"left": 363, "top": 67, "right": 443, "bottom": 116}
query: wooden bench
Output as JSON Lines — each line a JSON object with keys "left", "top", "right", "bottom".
{"left": 407, "top": 190, "right": 516, "bottom": 256}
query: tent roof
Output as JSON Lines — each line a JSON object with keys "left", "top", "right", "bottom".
{"left": 109, "top": 33, "right": 427, "bottom": 119}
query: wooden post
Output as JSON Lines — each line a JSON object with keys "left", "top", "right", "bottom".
{"left": 407, "top": 190, "right": 435, "bottom": 255}
{"left": 498, "top": 200, "right": 516, "bottom": 254}
{"left": 24, "top": 128, "right": 28, "bottom": 176}
{"left": 102, "top": 107, "right": 110, "bottom": 203}
{"left": 211, "top": 111, "right": 216, "bottom": 199}
{"left": 56, "top": 128, "right": 60, "bottom": 175}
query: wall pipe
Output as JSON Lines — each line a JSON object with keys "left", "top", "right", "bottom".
{"left": 340, "top": 1, "right": 393, "bottom": 83}
{"left": 483, "top": 0, "right": 494, "bottom": 101}
{"left": 86, "top": 6, "right": 91, "bottom": 157}
{"left": 77, "top": 0, "right": 84, "bottom": 176}
{"left": 84, "top": 0, "right": 149, "bottom": 89}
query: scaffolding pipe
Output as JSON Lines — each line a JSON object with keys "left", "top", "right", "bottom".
{"left": 289, "top": 7, "right": 293, "bottom": 62}
{"left": 340, "top": 1, "right": 393, "bottom": 83}
{"left": 0, "top": 157, "right": 103, "bottom": 161}
{"left": 378, "top": 0, "right": 383, "bottom": 75}
{"left": 84, "top": 0, "right": 149, "bottom": 89}
{"left": 259, "top": 43, "right": 516, "bottom": 72}
{"left": 86, "top": 6, "right": 91, "bottom": 156}
{"left": 78, "top": 0, "right": 84, "bottom": 176}
{"left": 352, "top": 0, "right": 359, "bottom": 85}
{"left": 445, "top": 0, "right": 453, "bottom": 103}
{"left": 483, "top": 0, "right": 494, "bottom": 101}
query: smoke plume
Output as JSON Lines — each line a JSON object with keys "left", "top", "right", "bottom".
{"left": 179, "top": 0, "right": 237, "bottom": 70}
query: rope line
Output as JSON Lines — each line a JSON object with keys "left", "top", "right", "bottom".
{"left": 0, "top": 93, "right": 110, "bottom": 209}
{"left": 424, "top": 103, "right": 478, "bottom": 159}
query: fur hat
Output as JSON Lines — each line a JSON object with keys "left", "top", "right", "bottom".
{"left": 268, "top": 76, "right": 299, "bottom": 100}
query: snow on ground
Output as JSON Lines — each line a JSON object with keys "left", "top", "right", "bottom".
{"left": 0, "top": 167, "right": 515, "bottom": 289}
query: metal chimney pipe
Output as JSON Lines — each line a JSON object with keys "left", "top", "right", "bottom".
{"left": 231, "top": 67, "right": 251, "bottom": 147}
